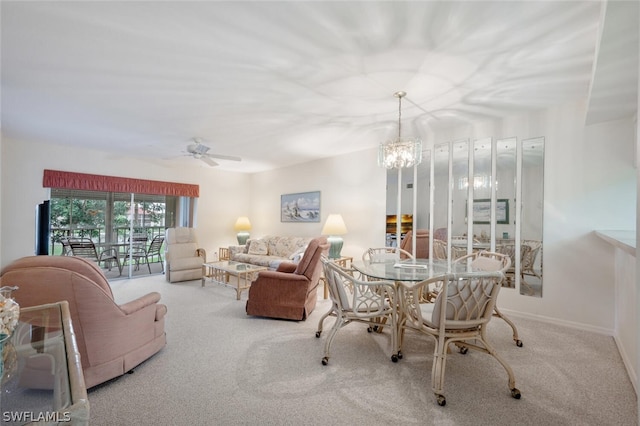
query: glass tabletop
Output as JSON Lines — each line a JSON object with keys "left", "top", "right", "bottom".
{"left": 1, "top": 302, "right": 88, "bottom": 425}
{"left": 353, "top": 258, "right": 467, "bottom": 282}
{"left": 203, "top": 260, "right": 267, "bottom": 273}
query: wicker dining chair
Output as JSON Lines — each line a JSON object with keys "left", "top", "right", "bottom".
{"left": 398, "top": 270, "right": 521, "bottom": 406}
{"left": 453, "top": 251, "right": 522, "bottom": 347}
{"left": 317, "top": 258, "right": 400, "bottom": 365}
{"left": 362, "top": 247, "right": 414, "bottom": 262}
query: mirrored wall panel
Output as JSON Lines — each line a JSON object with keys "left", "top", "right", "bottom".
{"left": 520, "top": 137, "right": 544, "bottom": 296}
{"left": 386, "top": 136, "right": 545, "bottom": 298}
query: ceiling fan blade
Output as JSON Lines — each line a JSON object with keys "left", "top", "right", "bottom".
{"left": 207, "top": 153, "right": 242, "bottom": 162}
{"left": 200, "top": 156, "right": 218, "bottom": 167}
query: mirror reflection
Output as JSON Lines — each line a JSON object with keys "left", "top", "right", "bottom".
{"left": 386, "top": 136, "right": 544, "bottom": 298}
{"left": 520, "top": 137, "right": 544, "bottom": 296}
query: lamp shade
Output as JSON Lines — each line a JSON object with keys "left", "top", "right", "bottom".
{"left": 321, "top": 214, "right": 347, "bottom": 236}
{"left": 234, "top": 216, "right": 251, "bottom": 231}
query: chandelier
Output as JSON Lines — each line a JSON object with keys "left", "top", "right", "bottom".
{"left": 378, "top": 91, "right": 422, "bottom": 169}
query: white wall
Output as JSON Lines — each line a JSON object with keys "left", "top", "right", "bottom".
{"left": 248, "top": 148, "right": 387, "bottom": 258}
{"left": 423, "top": 103, "right": 636, "bottom": 332}
{"left": 1, "top": 101, "right": 637, "bottom": 333}
{"left": 0, "top": 137, "right": 251, "bottom": 267}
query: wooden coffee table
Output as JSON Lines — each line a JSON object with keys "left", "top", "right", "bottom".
{"left": 202, "top": 261, "right": 267, "bottom": 300}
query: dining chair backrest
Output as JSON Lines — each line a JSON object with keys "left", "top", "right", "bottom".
{"left": 322, "top": 258, "right": 396, "bottom": 318}
{"left": 431, "top": 272, "right": 504, "bottom": 329}
{"left": 362, "top": 247, "right": 414, "bottom": 263}
{"left": 521, "top": 240, "right": 542, "bottom": 275}
{"left": 475, "top": 251, "right": 511, "bottom": 273}
{"left": 432, "top": 239, "right": 448, "bottom": 260}
{"left": 402, "top": 271, "right": 504, "bottom": 331}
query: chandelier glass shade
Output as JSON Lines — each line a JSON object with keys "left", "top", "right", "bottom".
{"left": 378, "top": 91, "right": 423, "bottom": 169}
{"left": 378, "top": 139, "right": 423, "bottom": 169}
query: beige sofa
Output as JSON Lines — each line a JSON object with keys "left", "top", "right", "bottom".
{"left": 0, "top": 255, "right": 167, "bottom": 389}
{"left": 230, "top": 235, "right": 311, "bottom": 269}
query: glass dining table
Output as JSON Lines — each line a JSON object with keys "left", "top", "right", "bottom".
{"left": 352, "top": 258, "right": 467, "bottom": 282}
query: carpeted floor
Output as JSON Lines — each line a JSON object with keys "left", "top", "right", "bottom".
{"left": 87, "top": 275, "right": 638, "bottom": 425}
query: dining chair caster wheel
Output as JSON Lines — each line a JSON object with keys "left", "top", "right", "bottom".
{"left": 515, "top": 339, "right": 523, "bottom": 347}
{"left": 459, "top": 346, "right": 468, "bottom": 354}
{"left": 321, "top": 357, "right": 329, "bottom": 366}
{"left": 391, "top": 354, "right": 399, "bottom": 363}
{"left": 315, "top": 331, "right": 321, "bottom": 338}
{"left": 511, "top": 388, "right": 521, "bottom": 399}
{"left": 436, "top": 394, "right": 446, "bottom": 406}
{"left": 367, "top": 326, "right": 373, "bottom": 333}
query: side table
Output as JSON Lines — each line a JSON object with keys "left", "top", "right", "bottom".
{"left": 2, "top": 301, "right": 89, "bottom": 425}
{"left": 322, "top": 256, "right": 353, "bottom": 299}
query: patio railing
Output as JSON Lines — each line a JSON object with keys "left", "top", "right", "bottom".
{"left": 51, "top": 226, "right": 166, "bottom": 255}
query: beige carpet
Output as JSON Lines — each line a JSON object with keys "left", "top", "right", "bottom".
{"left": 86, "top": 275, "right": 638, "bottom": 425}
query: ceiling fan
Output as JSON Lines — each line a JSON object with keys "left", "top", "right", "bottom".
{"left": 185, "top": 138, "right": 242, "bottom": 167}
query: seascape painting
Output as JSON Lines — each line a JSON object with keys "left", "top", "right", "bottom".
{"left": 281, "top": 191, "right": 321, "bottom": 222}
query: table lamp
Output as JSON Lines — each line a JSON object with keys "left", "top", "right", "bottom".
{"left": 234, "top": 216, "right": 251, "bottom": 245}
{"left": 321, "top": 214, "right": 348, "bottom": 259}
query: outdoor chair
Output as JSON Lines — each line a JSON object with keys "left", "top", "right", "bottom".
{"left": 68, "top": 238, "right": 122, "bottom": 276}
{"left": 398, "top": 270, "right": 521, "bottom": 406}
{"left": 318, "top": 258, "right": 399, "bottom": 365}
{"left": 125, "top": 235, "right": 165, "bottom": 274}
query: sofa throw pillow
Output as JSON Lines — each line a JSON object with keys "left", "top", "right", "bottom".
{"left": 288, "top": 245, "right": 307, "bottom": 263}
{"left": 248, "top": 239, "right": 268, "bottom": 255}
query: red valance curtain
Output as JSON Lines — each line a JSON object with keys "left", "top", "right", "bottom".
{"left": 43, "top": 169, "right": 199, "bottom": 198}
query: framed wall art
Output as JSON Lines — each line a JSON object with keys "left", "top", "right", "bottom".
{"left": 473, "top": 198, "right": 509, "bottom": 224}
{"left": 281, "top": 191, "right": 321, "bottom": 222}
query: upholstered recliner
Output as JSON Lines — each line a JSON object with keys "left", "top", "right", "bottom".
{"left": 400, "top": 229, "right": 430, "bottom": 259}
{"left": 0, "top": 255, "right": 167, "bottom": 389}
{"left": 165, "top": 227, "right": 206, "bottom": 283}
{"left": 246, "top": 236, "right": 329, "bottom": 320}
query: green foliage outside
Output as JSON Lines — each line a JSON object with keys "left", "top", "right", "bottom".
{"left": 50, "top": 197, "right": 166, "bottom": 253}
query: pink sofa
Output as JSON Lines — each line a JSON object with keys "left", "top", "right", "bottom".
{"left": 0, "top": 255, "right": 167, "bottom": 388}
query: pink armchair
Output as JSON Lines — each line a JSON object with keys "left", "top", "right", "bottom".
{"left": 0, "top": 255, "right": 167, "bottom": 389}
{"left": 246, "top": 237, "right": 329, "bottom": 321}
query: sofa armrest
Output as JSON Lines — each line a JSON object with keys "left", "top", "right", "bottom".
{"left": 276, "top": 262, "right": 297, "bottom": 273}
{"left": 119, "top": 292, "right": 162, "bottom": 315}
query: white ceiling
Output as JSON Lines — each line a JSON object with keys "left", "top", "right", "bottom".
{"left": 1, "top": 1, "right": 638, "bottom": 173}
